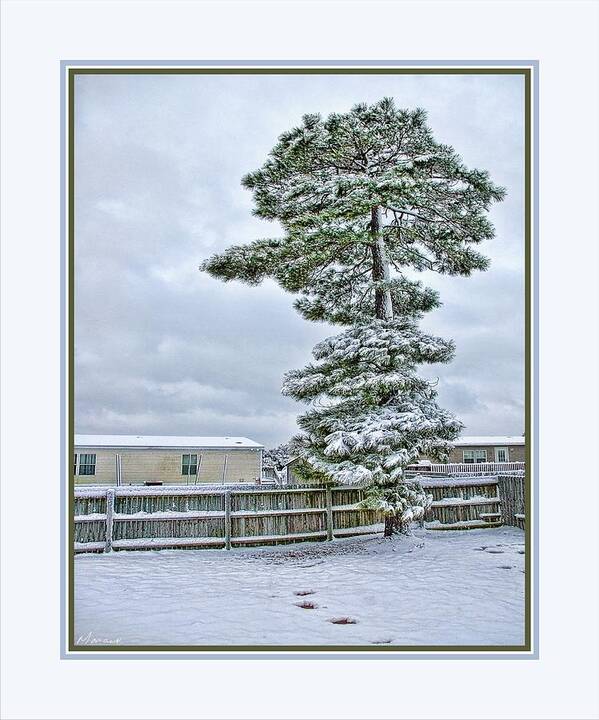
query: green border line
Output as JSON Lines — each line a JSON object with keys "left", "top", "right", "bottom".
{"left": 524, "top": 68, "right": 532, "bottom": 652}
{"left": 68, "top": 68, "right": 75, "bottom": 651}
{"left": 67, "top": 65, "right": 532, "bottom": 655}
{"left": 71, "top": 67, "right": 527, "bottom": 75}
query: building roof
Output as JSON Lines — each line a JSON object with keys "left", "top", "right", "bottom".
{"left": 281, "top": 437, "right": 525, "bottom": 465}
{"left": 74, "top": 434, "right": 263, "bottom": 450}
{"left": 453, "top": 435, "right": 525, "bottom": 447}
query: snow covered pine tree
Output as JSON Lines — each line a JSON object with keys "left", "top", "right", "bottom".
{"left": 202, "top": 99, "right": 505, "bottom": 535}
{"left": 263, "top": 443, "right": 292, "bottom": 482}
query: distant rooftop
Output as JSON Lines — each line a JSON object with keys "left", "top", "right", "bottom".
{"left": 75, "top": 435, "right": 263, "bottom": 449}
{"left": 453, "top": 436, "right": 525, "bottom": 447}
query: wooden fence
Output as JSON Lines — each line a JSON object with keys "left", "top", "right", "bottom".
{"left": 420, "top": 477, "right": 502, "bottom": 530}
{"left": 74, "top": 485, "right": 383, "bottom": 553}
{"left": 420, "top": 474, "right": 525, "bottom": 530}
{"left": 74, "top": 474, "right": 527, "bottom": 553}
{"left": 496, "top": 474, "right": 526, "bottom": 529}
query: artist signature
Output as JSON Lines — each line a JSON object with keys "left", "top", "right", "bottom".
{"left": 76, "top": 631, "right": 121, "bottom": 646}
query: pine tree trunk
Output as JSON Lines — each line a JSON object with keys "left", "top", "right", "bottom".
{"left": 373, "top": 207, "right": 400, "bottom": 536}
{"left": 370, "top": 206, "right": 394, "bottom": 321}
{"left": 384, "top": 514, "right": 400, "bottom": 536}
{"left": 384, "top": 513, "right": 411, "bottom": 537}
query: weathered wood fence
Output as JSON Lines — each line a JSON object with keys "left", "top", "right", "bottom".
{"left": 420, "top": 477, "right": 502, "bottom": 530}
{"left": 496, "top": 474, "right": 526, "bottom": 529}
{"left": 420, "top": 474, "right": 525, "bottom": 530}
{"left": 75, "top": 474, "right": 526, "bottom": 553}
{"left": 74, "top": 485, "right": 384, "bottom": 554}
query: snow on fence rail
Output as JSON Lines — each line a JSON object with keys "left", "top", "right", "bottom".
{"left": 447, "top": 470, "right": 525, "bottom": 478}
{"left": 73, "top": 485, "right": 384, "bottom": 553}
{"left": 411, "top": 461, "right": 525, "bottom": 475}
{"left": 420, "top": 477, "right": 502, "bottom": 529}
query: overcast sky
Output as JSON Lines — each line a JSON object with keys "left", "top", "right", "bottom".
{"left": 74, "top": 71, "right": 524, "bottom": 448}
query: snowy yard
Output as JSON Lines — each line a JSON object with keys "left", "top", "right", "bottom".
{"left": 74, "top": 526, "right": 525, "bottom": 647}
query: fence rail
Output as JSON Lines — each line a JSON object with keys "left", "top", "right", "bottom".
{"left": 410, "top": 461, "right": 525, "bottom": 474}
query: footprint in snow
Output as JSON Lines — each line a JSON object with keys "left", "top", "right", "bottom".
{"left": 498, "top": 565, "right": 513, "bottom": 570}
{"left": 371, "top": 638, "right": 393, "bottom": 645}
{"left": 295, "top": 600, "right": 318, "bottom": 609}
{"left": 294, "top": 590, "right": 316, "bottom": 596}
{"left": 329, "top": 616, "right": 358, "bottom": 625}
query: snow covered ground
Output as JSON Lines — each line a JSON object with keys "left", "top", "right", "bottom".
{"left": 74, "top": 526, "right": 525, "bottom": 647}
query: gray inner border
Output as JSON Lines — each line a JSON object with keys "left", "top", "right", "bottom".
{"left": 60, "top": 58, "right": 539, "bottom": 661}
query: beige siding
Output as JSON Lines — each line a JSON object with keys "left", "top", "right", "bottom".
{"left": 73, "top": 450, "right": 117, "bottom": 486}
{"left": 224, "top": 451, "right": 260, "bottom": 483}
{"left": 74, "top": 447, "right": 261, "bottom": 486}
{"left": 197, "top": 451, "right": 228, "bottom": 483}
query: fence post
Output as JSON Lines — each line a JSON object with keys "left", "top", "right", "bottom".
{"left": 325, "top": 487, "right": 334, "bottom": 541}
{"left": 224, "top": 490, "right": 232, "bottom": 550}
{"left": 105, "top": 488, "right": 115, "bottom": 553}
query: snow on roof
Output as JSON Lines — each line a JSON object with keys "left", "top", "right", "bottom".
{"left": 74, "top": 435, "right": 263, "bottom": 449}
{"left": 453, "top": 436, "right": 525, "bottom": 447}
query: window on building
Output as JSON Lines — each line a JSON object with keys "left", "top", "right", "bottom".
{"left": 463, "top": 449, "right": 487, "bottom": 464}
{"left": 77, "top": 453, "right": 96, "bottom": 475}
{"left": 495, "top": 447, "right": 509, "bottom": 462}
{"left": 73, "top": 453, "right": 77, "bottom": 475}
{"left": 181, "top": 453, "right": 198, "bottom": 476}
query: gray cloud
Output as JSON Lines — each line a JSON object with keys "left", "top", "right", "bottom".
{"left": 75, "top": 73, "right": 524, "bottom": 447}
